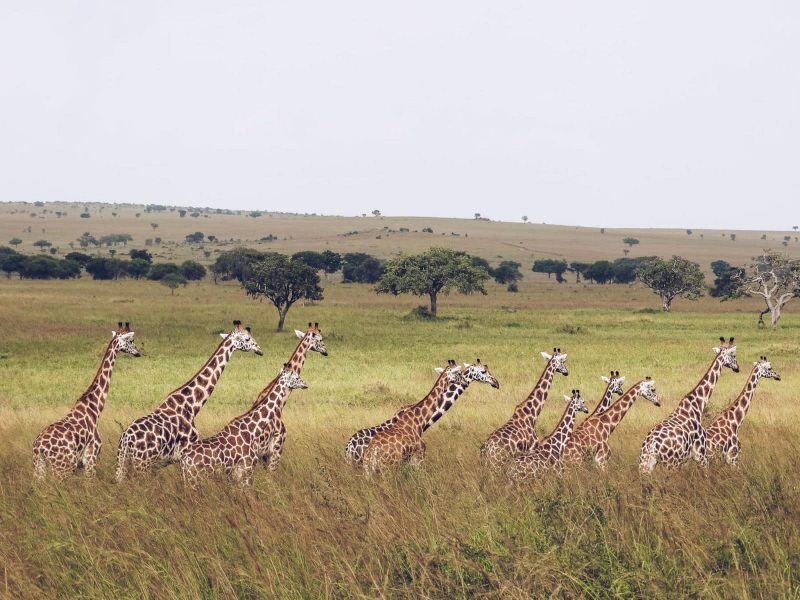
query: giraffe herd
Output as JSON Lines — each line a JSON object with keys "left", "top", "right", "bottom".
{"left": 32, "top": 324, "right": 780, "bottom": 486}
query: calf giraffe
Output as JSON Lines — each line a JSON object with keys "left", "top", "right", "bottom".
{"left": 507, "top": 390, "right": 588, "bottom": 483}
{"left": 364, "top": 360, "right": 500, "bottom": 473}
{"left": 480, "top": 349, "right": 568, "bottom": 472}
{"left": 33, "top": 323, "right": 141, "bottom": 481}
{"left": 115, "top": 320, "right": 262, "bottom": 481}
{"left": 639, "top": 337, "right": 739, "bottom": 474}
{"left": 562, "top": 378, "right": 660, "bottom": 469}
{"left": 589, "top": 371, "right": 625, "bottom": 418}
{"left": 707, "top": 356, "right": 780, "bottom": 467}
{"left": 180, "top": 364, "right": 307, "bottom": 487}
{"left": 344, "top": 360, "right": 461, "bottom": 465}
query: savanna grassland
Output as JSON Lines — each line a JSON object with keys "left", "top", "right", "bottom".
{"left": 1, "top": 272, "right": 799, "bottom": 599}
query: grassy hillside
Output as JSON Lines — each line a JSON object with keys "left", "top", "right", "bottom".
{"left": 2, "top": 201, "right": 799, "bottom": 272}
{"left": 1, "top": 278, "right": 799, "bottom": 598}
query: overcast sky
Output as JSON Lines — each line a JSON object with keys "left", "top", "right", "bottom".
{"left": 1, "top": 3, "right": 798, "bottom": 229}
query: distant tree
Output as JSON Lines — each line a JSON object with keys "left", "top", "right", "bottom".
{"left": 585, "top": 260, "right": 614, "bottom": 284}
{"left": 492, "top": 260, "right": 523, "bottom": 291}
{"left": 623, "top": 237, "right": 640, "bottom": 248}
{"left": 470, "top": 256, "right": 491, "bottom": 271}
{"left": 1, "top": 251, "right": 26, "bottom": 278}
{"left": 126, "top": 258, "right": 151, "bottom": 280}
{"left": 474, "top": 213, "right": 481, "bottom": 220}
{"left": 9, "top": 238, "right": 22, "bottom": 248}
{"left": 185, "top": 231, "right": 204, "bottom": 243}
{"left": 793, "top": 225, "right": 799, "bottom": 231}
{"left": 147, "top": 262, "right": 181, "bottom": 281}
{"left": 242, "top": 254, "right": 324, "bottom": 331}
{"left": 709, "top": 260, "right": 742, "bottom": 298}
{"left": 129, "top": 249, "right": 152, "bottom": 263}
{"left": 85, "top": 257, "right": 127, "bottom": 280}
{"left": 178, "top": 209, "right": 187, "bottom": 218}
{"left": 320, "top": 250, "right": 342, "bottom": 278}
{"left": 33, "top": 239, "right": 52, "bottom": 251}
{"left": 600, "top": 228, "right": 605, "bottom": 234}
{"left": 211, "top": 248, "right": 269, "bottom": 282}
{"left": 611, "top": 257, "right": 654, "bottom": 284}
{"left": 150, "top": 223, "right": 159, "bottom": 231}
{"left": 719, "top": 251, "right": 800, "bottom": 328}
{"left": 372, "top": 210, "right": 381, "bottom": 217}
{"left": 522, "top": 216, "right": 528, "bottom": 224}
{"left": 77, "top": 232, "right": 99, "bottom": 249}
{"left": 291, "top": 251, "right": 326, "bottom": 271}
{"left": 180, "top": 260, "right": 207, "bottom": 281}
{"left": 686, "top": 229, "right": 693, "bottom": 235}
{"left": 20, "top": 256, "right": 80, "bottom": 279}
{"left": 761, "top": 234, "right": 768, "bottom": 240}
{"left": 730, "top": 233, "right": 737, "bottom": 242}
{"left": 422, "top": 227, "right": 434, "bottom": 234}
{"left": 637, "top": 256, "right": 705, "bottom": 312}
{"left": 375, "top": 248, "right": 489, "bottom": 316}
{"left": 342, "top": 253, "right": 383, "bottom": 284}
{"left": 568, "top": 261, "right": 591, "bottom": 283}
{"left": 532, "top": 259, "right": 568, "bottom": 283}
{"left": 109, "top": 249, "right": 117, "bottom": 258}
{"left": 161, "top": 272, "right": 187, "bottom": 295}
{"left": 154, "top": 237, "right": 162, "bottom": 245}
{"left": 65, "top": 252, "right": 92, "bottom": 267}
{"left": 207, "top": 235, "right": 216, "bottom": 243}
{"left": 623, "top": 249, "right": 630, "bottom": 257}
{"left": 80, "top": 212, "right": 91, "bottom": 219}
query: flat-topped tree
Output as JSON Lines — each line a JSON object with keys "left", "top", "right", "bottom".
{"left": 375, "top": 247, "right": 489, "bottom": 316}
{"left": 636, "top": 256, "right": 705, "bottom": 312}
{"left": 243, "top": 254, "right": 323, "bottom": 331}
{"left": 723, "top": 250, "right": 800, "bottom": 328}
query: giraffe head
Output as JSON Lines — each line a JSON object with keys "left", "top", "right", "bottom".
{"left": 600, "top": 370, "right": 625, "bottom": 396}
{"left": 220, "top": 320, "right": 263, "bottom": 355}
{"left": 754, "top": 356, "right": 781, "bottom": 381}
{"left": 277, "top": 363, "right": 309, "bottom": 389}
{"left": 294, "top": 322, "right": 328, "bottom": 356}
{"left": 461, "top": 359, "right": 500, "bottom": 389}
{"left": 637, "top": 377, "right": 660, "bottom": 406}
{"left": 540, "top": 348, "right": 568, "bottom": 376}
{"left": 712, "top": 336, "right": 739, "bottom": 373}
{"left": 112, "top": 322, "right": 141, "bottom": 357}
{"left": 563, "top": 389, "right": 588, "bottom": 413}
{"left": 435, "top": 359, "right": 465, "bottom": 384}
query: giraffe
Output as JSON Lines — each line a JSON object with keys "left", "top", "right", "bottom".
{"left": 287, "top": 322, "right": 328, "bottom": 374}
{"left": 180, "top": 364, "right": 308, "bottom": 487}
{"left": 114, "top": 320, "right": 262, "bottom": 481}
{"left": 707, "top": 356, "right": 780, "bottom": 467}
{"left": 363, "top": 360, "right": 500, "bottom": 473}
{"left": 639, "top": 337, "right": 739, "bottom": 474}
{"left": 480, "top": 348, "right": 568, "bottom": 472}
{"left": 589, "top": 371, "right": 625, "bottom": 418}
{"left": 344, "top": 359, "right": 461, "bottom": 466}
{"left": 32, "top": 323, "right": 141, "bottom": 481}
{"left": 562, "top": 378, "right": 660, "bottom": 469}
{"left": 507, "top": 389, "right": 588, "bottom": 483}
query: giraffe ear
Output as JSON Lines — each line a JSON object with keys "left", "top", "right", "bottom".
{"left": 712, "top": 347, "right": 721, "bottom": 354}
{"left": 563, "top": 395, "right": 571, "bottom": 402}
{"left": 617, "top": 376, "right": 625, "bottom": 383}
{"left": 601, "top": 376, "right": 610, "bottom": 383}
{"left": 220, "top": 333, "right": 228, "bottom": 339}
{"left": 463, "top": 363, "right": 471, "bottom": 369}
{"left": 111, "top": 331, "right": 118, "bottom": 337}
{"left": 434, "top": 367, "right": 445, "bottom": 374}
{"left": 541, "top": 352, "right": 552, "bottom": 360}
{"left": 295, "top": 330, "right": 305, "bottom": 339}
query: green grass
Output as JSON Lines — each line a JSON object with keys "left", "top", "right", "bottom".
{"left": 1, "top": 279, "right": 799, "bottom": 598}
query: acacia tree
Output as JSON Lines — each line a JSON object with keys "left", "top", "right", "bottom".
{"left": 375, "top": 247, "right": 489, "bottom": 316}
{"left": 636, "top": 256, "right": 705, "bottom": 312}
{"left": 243, "top": 254, "right": 324, "bottom": 331}
{"left": 724, "top": 251, "right": 800, "bottom": 328}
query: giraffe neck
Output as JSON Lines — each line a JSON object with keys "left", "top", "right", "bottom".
{"left": 250, "top": 378, "right": 292, "bottom": 435}
{"left": 727, "top": 366, "right": 761, "bottom": 428}
{"left": 404, "top": 373, "right": 455, "bottom": 432}
{"left": 596, "top": 383, "right": 642, "bottom": 437}
{"left": 541, "top": 402, "right": 577, "bottom": 456}
{"left": 514, "top": 362, "right": 555, "bottom": 422}
{"left": 75, "top": 338, "right": 118, "bottom": 416}
{"left": 423, "top": 379, "right": 471, "bottom": 432}
{"left": 588, "top": 382, "right": 615, "bottom": 418}
{"left": 166, "top": 337, "right": 235, "bottom": 416}
{"left": 679, "top": 354, "right": 724, "bottom": 415}
{"left": 287, "top": 335, "right": 311, "bottom": 373}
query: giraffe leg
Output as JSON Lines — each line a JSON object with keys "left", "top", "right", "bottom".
{"left": 725, "top": 438, "right": 740, "bottom": 468}
{"left": 265, "top": 427, "right": 286, "bottom": 472}
{"left": 407, "top": 440, "right": 426, "bottom": 468}
{"left": 691, "top": 431, "right": 708, "bottom": 468}
{"left": 594, "top": 443, "right": 611, "bottom": 471}
{"left": 81, "top": 438, "right": 101, "bottom": 478}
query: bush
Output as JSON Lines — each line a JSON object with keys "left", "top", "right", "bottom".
{"left": 19, "top": 256, "right": 80, "bottom": 279}
{"left": 342, "top": 253, "right": 383, "bottom": 283}
{"left": 180, "top": 260, "right": 207, "bottom": 281}
{"left": 147, "top": 263, "right": 180, "bottom": 281}
{"left": 85, "top": 257, "right": 127, "bottom": 280}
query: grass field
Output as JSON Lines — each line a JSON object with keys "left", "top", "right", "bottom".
{"left": 1, "top": 276, "right": 798, "bottom": 598}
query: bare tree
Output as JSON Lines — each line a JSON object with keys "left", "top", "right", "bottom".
{"left": 727, "top": 251, "right": 800, "bottom": 328}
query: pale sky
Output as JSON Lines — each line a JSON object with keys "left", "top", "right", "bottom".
{"left": 1, "top": 2, "right": 798, "bottom": 229}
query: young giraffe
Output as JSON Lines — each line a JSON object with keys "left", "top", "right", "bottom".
{"left": 180, "top": 364, "right": 308, "bottom": 487}
{"left": 706, "top": 356, "right": 780, "bottom": 467}
{"left": 288, "top": 322, "right": 329, "bottom": 374}
{"left": 114, "top": 320, "right": 263, "bottom": 481}
{"left": 480, "top": 349, "right": 568, "bottom": 472}
{"left": 363, "top": 360, "right": 500, "bottom": 473}
{"left": 639, "top": 337, "right": 739, "bottom": 474}
{"left": 33, "top": 323, "right": 141, "bottom": 481}
{"left": 588, "top": 371, "right": 626, "bottom": 418}
{"left": 507, "top": 389, "right": 588, "bottom": 483}
{"left": 562, "top": 378, "right": 660, "bottom": 469}
{"left": 344, "top": 360, "right": 461, "bottom": 466}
